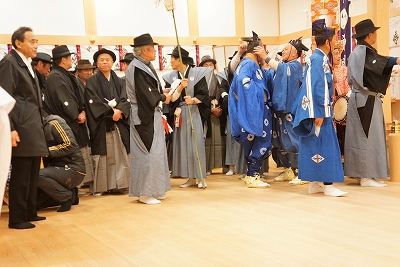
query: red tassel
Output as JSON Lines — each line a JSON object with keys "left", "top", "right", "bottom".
{"left": 158, "top": 45, "right": 164, "bottom": 71}
{"left": 118, "top": 45, "right": 124, "bottom": 71}
{"left": 195, "top": 45, "right": 200, "bottom": 66}
{"left": 174, "top": 115, "right": 182, "bottom": 128}
{"left": 76, "top": 45, "right": 81, "bottom": 60}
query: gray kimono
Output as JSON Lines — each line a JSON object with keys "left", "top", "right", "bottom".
{"left": 126, "top": 58, "right": 171, "bottom": 197}
{"left": 163, "top": 67, "right": 211, "bottom": 178}
{"left": 345, "top": 44, "right": 393, "bottom": 179}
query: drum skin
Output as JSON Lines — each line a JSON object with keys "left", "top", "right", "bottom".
{"left": 333, "top": 95, "right": 349, "bottom": 123}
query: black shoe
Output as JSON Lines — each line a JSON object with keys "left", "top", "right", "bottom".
{"left": 9, "top": 222, "right": 35, "bottom": 229}
{"left": 72, "top": 187, "right": 79, "bottom": 205}
{"left": 57, "top": 199, "right": 72, "bottom": 212}
{"left": 108, "top": 188, "right": 128, "bottom": 194}
{"left": 28, "top": 216, "right": 46, "bottom": 222}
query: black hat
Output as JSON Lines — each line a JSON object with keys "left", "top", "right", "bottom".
{"left": 168, "top": 46, "right": 192, "bottom": 60}
{"left": 352, "top": 19, "right": 380, "bottom": 38}
{"left": 119, "top": 53, "right": 134, "bottom": 63}
{"left": 199, "top": 55, "right": 216, "bottom": 66}
{"left": 93, "top": 48, "right": 116, "bottom": 63}
{"left": 277, "top": 51, "right": 283, "bottom": 56}
{"left": 131, "top": 33, "right": 159, "bottom": 47}
{"left": 312, "top": 19, "right": 335, "bottom": 38}
{"left": 76, "top": 59, "right": 95, "bottom": 70}
{"left": 32, "top": 52, "right": 52, "bottom": 64}
{"left": 289, "top": 37, "right": 309, "bottom": 56}
{"left": 241, "top": 31, "right": 261, "bottom": 43}
{"left": 228, "top": 51, "right": 237, "bottom": 60}
{"left": 52, "top": 45, "right": 74, "bottom": 60}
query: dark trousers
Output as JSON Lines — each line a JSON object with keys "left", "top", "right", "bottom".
{"left": 335, "top": 123, "right": 346, "bottom": 156}
{"left": 37, "top": 166, "right": 84, "bottom": 205}
{"left": 9, "top": 156, "right": 41, "bottom": 225}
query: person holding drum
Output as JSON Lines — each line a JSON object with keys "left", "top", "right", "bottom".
{"left": 345, "top": 19, "right": 400, "bottom": 187}
{"left": 332, "top": 45, "right": 351, "bottom": 157}
{"left": 255, "top": 38, "right": 309, "bottom": 185}
{"left": 292, "top": 19, "right": 347, "bottom": 197}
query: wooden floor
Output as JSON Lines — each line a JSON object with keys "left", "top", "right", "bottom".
{"left": 1, "top": 160, "right": 400, "bottom": 267}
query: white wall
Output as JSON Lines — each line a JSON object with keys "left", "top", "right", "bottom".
{"left": 0, "top": 0, "right": 372, "bottom": 39}
{"left": 279, "top": 0, "right": 311, "bottom": 35}
{"left": 391, "top": 0, "right": 400, "bottom": 9}
{"left": 349, "top": 0, "right": 368, "bottom": 17}
{"left": 0, "top": 0, "right": 86, "bottom": 35}
{"left": 197, "top": 0, "right": 236, "bottom": 36}
{"left": 244, "top": 0, "right": 279, "bottom": 36}
{"left": 95, "top": 0, "right": 189, "bottom": 36}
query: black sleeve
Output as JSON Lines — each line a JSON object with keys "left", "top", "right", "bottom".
{"left": 0, "top": 59, "right": 17, "bottom": 130}
{"left": 47, "top": 119, "right": 79, "bottom": 158}
{"left": 218, "top": 79, "right": 229, "bottom": 114}
{"left": 134, "top": 68, "right": 163, "bottom": 124}
{"left": 85, "top": 79, "right": 113, "bottom": 120}
{"left": 46, "top": 73, "right": 80, "bottom": 121}
{"left": 114, "top": 76, "right": 130, "bottom": 118}
{"left": 195, "top": 77, "right": 211, "bottom": 122}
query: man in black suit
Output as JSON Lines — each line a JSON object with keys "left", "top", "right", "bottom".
{"left": 31, "top": 52, "right": 52, "bottom": 114}
{"left": 0, "top": 26, "right": 48, "bottom": 229}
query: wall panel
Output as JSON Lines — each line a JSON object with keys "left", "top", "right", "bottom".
{"left": 279, "top": 0, "right": 310, "bottom": 36}
{"left": 0, "top": 0, "right": 85, "bottom": 36}
{"left": 197, "top": 0, "right": 236, "bottom": 36}
{"left": 244, "top": 0, "right": 279, "bottom": 36}
{"left": 349, "top": 0, "right": 368, "bottom": 17}
{"left": 95, "top": 0, "right": 189, "bottom": 37}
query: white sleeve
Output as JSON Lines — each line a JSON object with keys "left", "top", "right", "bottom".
{"left": 229, "top": 53, "right": 241, "bottom": 73}
{"left": 266, "top": 58, "right": 279, "bottom": 71}
{"left": 171, "top": 90, "right": 181, "bottom": 102}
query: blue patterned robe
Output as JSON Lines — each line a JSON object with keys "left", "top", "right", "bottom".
{"left": 292, "top": 49, "right": 344, "bottom": 183}
{"left": 228, "top": 58, "right": 272, "bottom": 176}
{"left": 271, "top": 60, "right": 303, "bottom": 156}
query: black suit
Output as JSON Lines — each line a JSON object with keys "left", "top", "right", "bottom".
{"left": 0, "top": 49, "right": 48, "bottom": 227}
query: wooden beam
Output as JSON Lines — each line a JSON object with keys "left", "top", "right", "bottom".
{"left": 83, "top": 0, "right": 97, "bottom": 36}
{"left": 187, "top": 0, "right": 199, "bottom": 37}
{"left": 235, "top": 0, "right": 245, "bottom": 37}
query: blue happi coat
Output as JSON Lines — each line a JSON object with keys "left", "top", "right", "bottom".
{"left": 228, "top": 58, "right": 272, "bottom": 176}
{"left": 271, "top": 60, "right": 303, "bottom": 153}
{"left": 273, "top": 60, "right": 303, "bottom": 114}
{"left": 229, "top": 58, "right": 270, "bottom": 137}
{"left": 292, "top": 49, "right": 344, "bottom": 183}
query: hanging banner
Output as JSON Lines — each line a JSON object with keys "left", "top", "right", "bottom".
{"left": 311, "top": 0, "right": 339, "bottom": 52}
{"left": 339, "top": 0, "right": 351, "bottom": 65}
{"left": 158, "top": 45, "right": 164, "bottom": 71}
{"left": 76, "top": 45, "right": 81, "bottom": 60}
{"left": 352, "top": 27, "right": 357, "bottom": 50}
{"left": 311, "top": 0, "right": 338, "bottom": 27}
{"left": 195, "top": 44, "right": 200, "bottom": 66}
{"left": 118, "top": 45, "right": 124, "bottom": 71}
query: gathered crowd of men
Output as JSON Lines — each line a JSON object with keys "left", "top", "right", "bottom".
{"left": 1, "top": 18, "right": 396, "bottom": 229}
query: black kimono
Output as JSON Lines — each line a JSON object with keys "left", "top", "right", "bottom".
{"left": 46, "top": 64, "right": 89, "bottom": 148}
{"left": 85, "top": 70, "right": 130, "bottom": 155}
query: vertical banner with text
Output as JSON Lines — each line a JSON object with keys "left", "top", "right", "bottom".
{"left": 339, "top": 0, "right": 351, "bottom": 65}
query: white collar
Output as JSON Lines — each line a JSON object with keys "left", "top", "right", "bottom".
{"left": 15, "top": 49, "right": 35, "bottom": 78}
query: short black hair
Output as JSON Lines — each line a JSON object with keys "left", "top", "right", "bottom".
{"left": 244, "top": 40, "right": 263, "bottom": 56}
{"left": 53, "top": 58, "right": 62, "bottom": 65}
{"left": 356, "top": 35, "right": 368, "bottom": 42}
{"left": 54, "top": 55, "right": 70, "bottom": 65}
{"left": 315, "top": 35, "right": 334, "bottom": 46}
{"left": 171, "top": 55, "right": 192, "bottom": 66}
{"left": 12, "top": 26, "right": 33, "bottom": 49}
